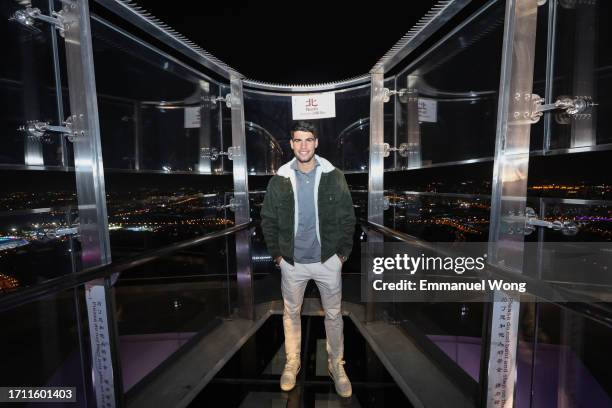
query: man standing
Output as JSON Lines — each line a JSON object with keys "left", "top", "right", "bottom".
{"left": 261, "top": 121, "right": 356, "bottom": 398}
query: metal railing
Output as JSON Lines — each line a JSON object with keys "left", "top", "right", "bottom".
{"left": 362, "top": 220, "right": 612, "bottom": 328}
{"left": 0, "top": 222, "right": 254, "bottom": 313}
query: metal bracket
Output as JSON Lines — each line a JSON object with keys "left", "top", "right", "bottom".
{"left": 210, "top": 93, "right": 232, "bottom": 108}
{"left": 375, "top": 142, "right": 410, "bottom": 158}
{"left": 524, "top": 207, "right": 578, "bottom": 236}
{"left": 521, "top": 93, "right": 596, "bottom": 124}
{"left": 201, "top": 146, "right": 241, "bottom": 161}
{"left": 19, "top": 116, "right": 80, "bottom": 142}
{"left": 11, "top": 7, "right": 67, "bottom": 37}
{"left": 217, "top": 197, "right": 239, "bottom": 212}
{"left": 382, "top": 88, "right": 409, "bottom": 103}
{"left": 382, "top": 196, "right": 407, "bottom": 210}
{"left": 228, "top": 197, "right": 237, "bottom": 212}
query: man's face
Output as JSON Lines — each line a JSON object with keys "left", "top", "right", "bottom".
{"left": 290, "top": 131, "right": 318, "bottom": 163}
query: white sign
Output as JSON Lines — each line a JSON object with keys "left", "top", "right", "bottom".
{"left": 292, "top": 92, "right": 336, "bottom": 120}
{"left": 184, "top": 107, "right": 201, "bottom": 128}
{"left": 418, "top": 98, "right": 437, "bottom": 123}
{"left": 85, "top": 283, "right": 116, "bottom": 408}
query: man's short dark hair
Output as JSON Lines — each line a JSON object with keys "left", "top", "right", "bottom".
{"left": 291, "top": 121, "right": 317, "bottom": 139}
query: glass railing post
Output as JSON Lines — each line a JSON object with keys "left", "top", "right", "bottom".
{"left": 230, "top": 75, "right": 254, "bottom": 320}
{"left": 366, "top": 71, "right": 386, "bottom": 322}
{"left": 484, "top": 0, "right": 540, "bottom": 406}
{"left": 60, "top": 0, "right": 121, "bottom": 406}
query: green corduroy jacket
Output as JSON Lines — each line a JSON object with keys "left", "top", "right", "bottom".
{"left": 260, "top": 155, "right": 356, "bottom": 266}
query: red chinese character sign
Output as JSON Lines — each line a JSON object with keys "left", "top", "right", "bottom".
{"left": 291, "top": 92, "right": 336, "bottom": 120}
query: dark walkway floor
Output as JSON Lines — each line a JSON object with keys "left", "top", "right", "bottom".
{"left": 188, "top": 314, "right": 413, "bottom": 408}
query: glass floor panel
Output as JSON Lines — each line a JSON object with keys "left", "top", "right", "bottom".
{"left": 189, "top": 315, "right": 414, "bottom": 408}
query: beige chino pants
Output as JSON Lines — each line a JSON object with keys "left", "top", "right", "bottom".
{"left": 279, "top": 255, "right": 344, "bottom": 361}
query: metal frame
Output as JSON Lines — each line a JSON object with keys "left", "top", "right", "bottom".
{"left": 484, "top": 1, "right": 539, "bottom": 407}
{"left": 243, "top": 75, "right": 371, "bottom": 93}
{"left": 543, "top": 0, "right": 558, "bottom": 152}
{"left": 242, "top": 80, "right": 371, "bottom": 98}
{"left": 90, "top": 14, "right": 221, "bottom": 86}
{"left": 568, "top": 0, "right": 596, "bottom": 149}
{"left": 93, "top": 0, "right": 240, "bottom": 80}
{"left": 92, "top": 0, "right": 471, "bottom": 93}
{"left": 48, "top": 0, "right": 69, "bottom": 167}
{"left": 60, "top": 1, "right": 120, "bottom": 406}
{"left": 395, "top": 0, "right": 502, "bottom": 81}
{"left": 366, "top": 71, "right": 386, "bottom": 322}
{"left": 229, "top": 76, "right": 254, "bottom": 320}
{"left": 0, "top": 222, "right": 253, "bottom": 313}
{"left": 372, "top": 0, "right": 473, "bottom": 73}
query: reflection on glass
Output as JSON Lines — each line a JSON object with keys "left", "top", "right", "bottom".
{"left": 244, "top": 86, "right": 370, "bottom": 172}
{"left": 1, "top": 0, "right": 64, "bottom": 167}
{"left": 336, "top": 115, "right": 395, "bottom": 172}
{"left": 549, "top": 0, "right": 612, "bottom": 150}
{"left": 244, "top": 121, "right": 283, "bottom": 174}
{"left": 515, "top": 303, "right": 612, "bottom": 407}
{"left": 113, "top": 238, "right": 234, "bottom": 393}
{"left": 520, "top": 198, "right": 612, "bottom": 300}
{"left": 384, "top": 192, "right": 491, "bottom": 243}
{"left": 0, "top": 289, "right": 88, "bottom": 403}
{"left": 91, "top": 17, "right": 224, "bottom": 173}
{"left": 105, "top": 174, "right": 234, "bottom": 260}
{"left": 0, "top": 171, "right": 78, "bottom": 293}
{"left": 391, "top": 302, "right": 484, "bottom": 385}
{"left": 393, "top": 2, "right": 505, "bottom": 169}
{"left": 0, "top": 209, "right": 78, "bottom": 292}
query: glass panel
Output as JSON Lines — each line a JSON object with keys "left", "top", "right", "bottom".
{"left": 384, "top": 161, "right": 494, "bottom": 239}
{"left": 248, "top": 190, "right": 279, "bottom": 304}
{"left": 244, "top": 86, "right": 370, "bottom": 173}
{"left": 548, "top": 0, "right": 612, "bottom": 150}
{"left": 242, "top": 92, "right": 290, "bottom": 174}
{"left": 190, "top": 315, "right": 413, "bottom": 408}
{"left": 105, "top": 173, "right": 233, "bottom": 260}
{"left": 384, "top": 192, "right": 491, "bottom": 243}
{"left": 334, "top": 86, "right": 371, "bottom": 172}
{"left": 392, "top": 302, "right": 485, "bottom": 383}
{"left": 90, "top": 16, "right": 224, "bottom": 173}
{"left": 514, "top": 303, "right": 612, "bottom": 407}
{"left": 113, "top": 237, "right": 234, "bottom": 394}
{"left": 0, "top": 288, "right": 89, "bottom": 405}
{"left": 393, "top": 3, "right": 505, "bottom": 168}
{"left": 1, "top": 0, "right": 65, "bottom": 167}
{"left": 0, "top": 171, "right": 78, "bottom": 292}
{"left": 245, "top": 121, "right": 283, "bottom": 175}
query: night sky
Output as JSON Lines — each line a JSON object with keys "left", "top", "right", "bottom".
{"left": 139, "top": 0, "right": 438, "bottom": 84}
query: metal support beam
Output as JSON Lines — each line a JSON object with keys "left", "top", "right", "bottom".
{"left": 569, "top": 0, "right": 596, "bottom": 148}
{"left": 406, "top": 75, "right": 422, "bottom": 169}
{"left": 485, "top": 0, "right": 539, "bottom": 407}
{"left": 197, "top": 83, "right": 212, "bottom": 173}
{"left": 230, "top": 75, "right": 254, "bottom": 320}
{"left": 366, "top": 71, "right": 385, "bottom": 322}
{"left": 61, "top": 0, "right": 121, "bottom": 406}
{"left": 133, "top": 101, "right": 142, "bottom": 170}
{"left": 49, "top": 0, "right": 69, "bottom": 167}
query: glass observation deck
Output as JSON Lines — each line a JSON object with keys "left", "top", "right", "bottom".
{"left": 1, "top": 0, "right": 611, "bottom": 407}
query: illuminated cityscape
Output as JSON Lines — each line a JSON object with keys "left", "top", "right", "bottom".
{"left": 1, "top": 180, "right": 611, "bottom": 292}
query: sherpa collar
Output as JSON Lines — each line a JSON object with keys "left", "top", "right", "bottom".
{"left": 276, "top": 154, "right": 335, "bottom": 177}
